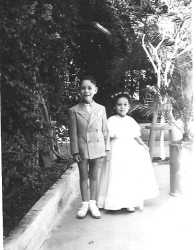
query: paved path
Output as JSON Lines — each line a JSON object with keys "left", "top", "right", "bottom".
{"left": 41, "top": 164, "right": 195, "bottom": 250}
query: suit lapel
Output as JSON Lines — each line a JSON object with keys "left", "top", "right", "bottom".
{"left": 76, "top": 104, "right": 90, "bottom": 122}
{"left": 88, "top": 102, "right": 100, "bottom": 127}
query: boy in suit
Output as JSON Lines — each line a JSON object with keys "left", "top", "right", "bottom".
{"left": 69, "top": 76, "right": 110, "bottom": 218}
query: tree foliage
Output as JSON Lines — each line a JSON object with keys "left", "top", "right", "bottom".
{"left": 1, "top": 0, "right": 81, "bottom": 235}
{"left": 1, "top": 0, "right": 146, "bottom": 235}
{"left": 107, "top": 0, "right": 192, "bottom": 156}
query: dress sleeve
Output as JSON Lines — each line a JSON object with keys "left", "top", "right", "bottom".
{"left": 107, "top": 117, "right": 116, "bottom": 138}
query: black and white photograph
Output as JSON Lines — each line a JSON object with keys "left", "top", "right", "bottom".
{"left": 1, "top": 0, "right": 196, "bottom": 249}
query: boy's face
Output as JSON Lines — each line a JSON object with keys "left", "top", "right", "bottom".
{"left": 115, "top": 97, "right": 130, "bottom": 117}
{"left": 80, "top": 80, "right": 97, "bottom": 103}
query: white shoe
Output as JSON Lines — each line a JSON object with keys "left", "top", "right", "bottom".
{"left": 126, "top": 207, "right": 135, "bottom": 212}
{"left": 77, "top": 202, "right": 89, "bottom": 219}
{"left": 89, "top": 200, "right": 101, "bottom": 219}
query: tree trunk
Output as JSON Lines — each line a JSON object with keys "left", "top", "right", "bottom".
{"left": 39, "top": 96, "right": 57, "bottom": 167}
{"left": 159, "top": 113, "right": 166, "bottom": 160}
{"left": 148, "top": 109, "right": 158, "bottom": 158}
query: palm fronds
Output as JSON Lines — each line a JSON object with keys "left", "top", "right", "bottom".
{"left": 129, "top": 102, "right": 158, "bottom": 117}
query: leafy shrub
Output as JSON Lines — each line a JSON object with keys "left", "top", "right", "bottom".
{"left": 1, "top": 0, "right": 80, "bottom": 236}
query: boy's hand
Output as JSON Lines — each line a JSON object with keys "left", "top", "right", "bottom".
{"left": 105, "top": 150, "right": 111, "bottom": 162}
{"left": 73, "top": 153, "right": 81, "bottom": 163}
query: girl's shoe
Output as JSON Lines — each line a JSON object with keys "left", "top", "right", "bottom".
{"left": 77, "top": 201, "right": 89, "bottom": 219}
{"left": 126, "top": 207, "right": 135, "bottom": 212}
{"left": 89, "top": 200, "right": 101, "bottom": 219}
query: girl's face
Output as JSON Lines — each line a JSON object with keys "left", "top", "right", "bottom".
{"left": 80, "top": 80, "right": 97, "bottom": 103}
{"left": 115, "top": 97, "right": 130, "bottom": 117}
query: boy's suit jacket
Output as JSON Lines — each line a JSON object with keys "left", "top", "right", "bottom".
{"left": 69, "top": 101, "right": 110, "bottom": 159}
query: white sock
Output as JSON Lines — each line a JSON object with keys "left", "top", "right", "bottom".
{"left": 89, "top": 200, "right": 96, "bottom": 205}
{"left": 81, "top": 201, "right": 89, "bottom": 206}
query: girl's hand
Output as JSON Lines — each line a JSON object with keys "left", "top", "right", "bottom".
{"left": 165, "top": 108, "right": 174, "bottom": 122}
{"left": 110, "top": 134, "right": 117, "bottom": 140}
{"left": 73, "top": 153, "right": 81, "bottom": 163}
{"left": 143, "top": 144, "right": 149, "bottom": 151}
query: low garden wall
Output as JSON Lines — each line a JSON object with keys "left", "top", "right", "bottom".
{"left": 4, "top": 163, "right": 79, "bottom": 250}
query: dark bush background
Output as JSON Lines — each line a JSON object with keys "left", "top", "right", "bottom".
{"left": 1, "top": 0, "right": 156, "bottom": 236}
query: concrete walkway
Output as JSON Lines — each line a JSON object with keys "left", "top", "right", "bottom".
{"left": 41, "top": 164, "right": 195, "bottom": 250}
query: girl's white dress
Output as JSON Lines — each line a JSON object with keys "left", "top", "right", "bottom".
{"left": 97, "top": 115, "right": 159, "bottom": 210}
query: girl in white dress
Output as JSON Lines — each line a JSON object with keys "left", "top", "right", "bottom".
{"left": 97, "top": 93, "right": 159, "bottom": 212}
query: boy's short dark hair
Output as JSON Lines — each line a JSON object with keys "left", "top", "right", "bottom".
{"left": 80, "top": 75, "right": 97, "bottom": 86}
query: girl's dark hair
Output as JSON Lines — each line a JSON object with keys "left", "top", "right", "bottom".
{"left": 113, "top": 93, "right": 131, "bottom": 105}
{"left": 80, "top": 75, "right": 97, "bottom": 86}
